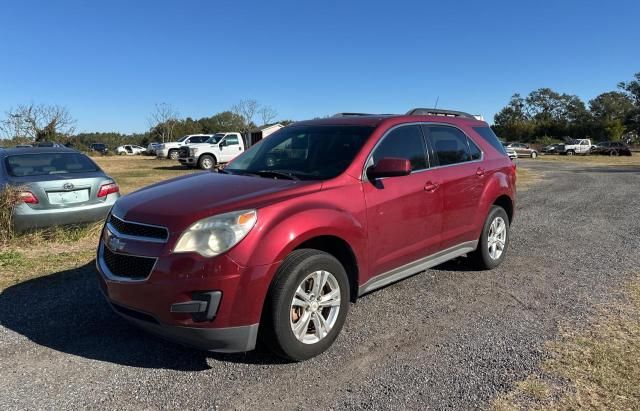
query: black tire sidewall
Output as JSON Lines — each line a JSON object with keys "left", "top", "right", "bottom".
{"left": 477, "top": 206, "right": 510, "bottom": 270}
{"left": 267, "top": 250, "right": 350, "bottom": 361}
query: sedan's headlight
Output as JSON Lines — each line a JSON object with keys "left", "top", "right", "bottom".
{"left": 174, "top": 210, "right": 257, "bottom": 257}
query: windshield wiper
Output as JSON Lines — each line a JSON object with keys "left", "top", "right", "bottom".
{"left": 253, "top": 170, "right": 300, "bottom": 181}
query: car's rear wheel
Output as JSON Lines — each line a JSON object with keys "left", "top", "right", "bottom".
{"left": 198, "top": 154, "right": 216, "bottom": 170}
{"left": 469, "top": 206, "right": 510, "bottom": 270}
{"left": 610, "top": 150, "right": 619, "bottom": 157}
{"left": 531, "top": 151, "right": 537, "bottom": 159}
{"left": 261, "top": 249, "right": 349, "bottom": 361}
{"left": 119, "top": 152, "right": 126, "bottom": 156}
{"left": 566, "top": 150, "right": 575, "bottom": 156}
{"left": 168, "top": 149, "right": 179, "bottom": 160}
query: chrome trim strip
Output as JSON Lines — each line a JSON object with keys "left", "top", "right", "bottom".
{"left": 358, "top": 241, "right": 478, "bottom": 296}
{"left": 97, "top": 242, "right": 158, "bottom": 283}
{"left": 109, "top": 214, "right": 169, "bottom": 243}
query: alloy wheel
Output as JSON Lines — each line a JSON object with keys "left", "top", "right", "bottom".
{"left": 487, "top": 216, "right": 507, "bottom": 260}
{"left": 290, "top": 270, "right": 341, "bottom": 344}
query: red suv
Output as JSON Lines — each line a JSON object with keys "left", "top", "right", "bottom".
{"left": 97, "top": 108, "right": 516, "bottom": 361}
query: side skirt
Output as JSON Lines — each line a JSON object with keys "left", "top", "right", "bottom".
{"left": 357, "top": 241, "right": 478, "bottom": 296}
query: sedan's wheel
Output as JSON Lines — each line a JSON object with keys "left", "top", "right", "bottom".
{"left": 261, "top": 249, "right": 349, "bottom": 361}
{"left": 198, "top": 154, "right": 216, "bottom": 170}
{"left": 610, "top": 150, "right": 619, "bottom": 157}
{"left": 469, "top": 205, "right": 510, "bottom": 270}
{"left": 531, "top": 151, "right": 537, "bottom": 159}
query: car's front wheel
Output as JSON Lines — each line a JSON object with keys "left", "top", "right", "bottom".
{"left": 261, "top": 249, "right": 350, "bottom": 361}
{"left": 470, "top": 206, "right": 510, "bottom": 270}
{"left": 198, "top": 154, "right": 216, "bottom": 170}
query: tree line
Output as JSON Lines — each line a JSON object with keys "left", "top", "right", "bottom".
{"left": 0, "top": 99, "right": 292, "bottom": 150}
{"left": 493, "top": 72, "right": 640, "bottom": 144}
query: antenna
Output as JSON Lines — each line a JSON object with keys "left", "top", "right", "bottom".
{"left": 434, "top": 96, "right": 440, "bottom": 109}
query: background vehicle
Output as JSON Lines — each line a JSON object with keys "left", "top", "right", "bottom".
{"left": 0, "top": 147, "right": 120, "bottom": 231}
{"left": 503, "top": 142, "right": 538, "bottom": 158}
{"left": 156, "top": 134, "right": 213, "bottom": 160}
{"left": 561, "top": 138, "right": 592, "bottom": 155}
{"left": 178, "top": 132, "right": 245, "bottom": 170}
{"left": 146, "top": 142, "right": 161, "bottom": 155}
{"left": 541, "top": 143, "right": 563, "bottom": 154}
{"left": 116, "top": 145, "right": 146, "bottom": 155}
{"left": 504, "top": 146, "right": 518, "bottom": 160}
{"left": 97, "top": 108, "right": 516, "bottom": 361}
{"left": 592, "top": 141, "right": 632, "bottom": 156}
{"left": 90, "top": 143, "right": 109, "bottom": 155}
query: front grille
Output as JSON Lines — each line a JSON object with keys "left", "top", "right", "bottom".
{"left": 108, "top": 214, "right": 168, "bottom": 241}
{"left": 179, "top": 146, "right": 190, "bottom": 158}
{"left": 102, "top": 246, "right": 156, "bottom": 280}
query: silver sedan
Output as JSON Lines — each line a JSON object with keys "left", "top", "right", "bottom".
{"left": 0, "top": 147, "right": 120, "bottom": 231}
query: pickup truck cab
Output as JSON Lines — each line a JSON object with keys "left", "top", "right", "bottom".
{"left": 97, "top": 108, "right": 516, "bottom": 361}
{"left": 562, "top": 138, "right": 592, "bottom": 155}
{"left": 156, "top": 134, "right": 213, "bottom": 160}
{"left": 178, "top": 132, "right": 245, "bottom": 170}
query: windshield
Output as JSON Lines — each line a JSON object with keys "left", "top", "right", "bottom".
{"left": 225, "top": 125, "right": 373, "bottom": 180}
{"left": 177, "top": 135, "right": 189, "bottom": 142}
{"left": 5, "top": 153, "right": 99, "bottom": 177}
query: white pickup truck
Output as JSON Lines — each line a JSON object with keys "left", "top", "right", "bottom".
{"left": 155, "top": 134, "right": 213, "bottom": 160}
{"left": 178, "top": 132, "right": 245, "bottom": 170}
{"left": 562, "top": 139, "right": 593, "bottom": 155}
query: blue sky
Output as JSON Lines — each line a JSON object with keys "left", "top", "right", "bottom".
{"left": 1, "top": 0, "right": 639, "bottom": 133}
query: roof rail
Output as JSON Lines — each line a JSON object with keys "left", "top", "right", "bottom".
{"left": 332, "top": 112, "right": 378, "bottom": 117}
{"left": 406, "top": 108, "right": 477, "bottom": 119}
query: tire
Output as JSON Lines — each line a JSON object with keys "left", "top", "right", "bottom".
{"left": 609, "top": 150, "right": 619, "bottom": 157}
{"left": 198, "top": 154, "right": 216, "bottom": 170}
{"left": 531, "top": 151, "right": 538, "bottom": 159}
{"left": 566, "top": 150, "right": 575, "bottom": 156}
{"left": 119, "top": 152, "right": 126, "bottom": 156}
{"left": 261, "top": 249, "right": 350, "bottom": 361}
{"left": 168, "top": 150, "right": 179, "bottom": 160}
{"left": 469, "top": 206, "right": 510, "bottom": 270}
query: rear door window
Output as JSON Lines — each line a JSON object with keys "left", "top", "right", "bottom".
{"left": 371, "top": 125, "right": 428, "bottom": 171}
{"left": 425, "top": 126, "right": 472, "bottom": 166}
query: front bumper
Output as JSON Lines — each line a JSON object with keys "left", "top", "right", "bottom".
{"left": 105, "top": 298, "right": 259, "bottom": 352}
{"left": 178, "top": 156, "right": 196, "bottom": 166}
{"left": 13, "top": 199, "right": 115, "bottom": 232}
{"left": 95, "top": 228, "right": 277, "bottom": 353}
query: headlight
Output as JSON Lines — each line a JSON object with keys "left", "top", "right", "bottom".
{"left": 174, "top": 210, "right": 257, "bottom": 257}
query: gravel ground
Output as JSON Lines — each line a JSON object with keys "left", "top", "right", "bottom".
{"left": 1, "top": 160, "right": 639, "bottom": 410}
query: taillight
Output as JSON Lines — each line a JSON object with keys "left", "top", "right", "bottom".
{"left": 20, "top": 191, "right": 39, "bottom": 204}
{"left": 97, "top": 182, "right": 119, "bottom": 198}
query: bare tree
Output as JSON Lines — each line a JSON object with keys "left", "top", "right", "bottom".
{"left": 259, "top": 105, "right": 278, "bottom": 126}
{"left": 231, "top": 99, "right": 259, "bottom": 133}
{"left": 148, "top": 103, "right": 180, "bottom": 143}
{"left": 1, "top": 103, "right": 76, "bottom": 141}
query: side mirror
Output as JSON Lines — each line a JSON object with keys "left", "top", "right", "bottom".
{"left": 367, "top": 158, "right": 411, "bottom": 180}
{"left": 219, "top": 140, "right": 226, "bottom": 148}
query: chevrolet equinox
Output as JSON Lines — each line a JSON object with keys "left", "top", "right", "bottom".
{"left": 97, "top": 108, "right": 516, "bottom": 361}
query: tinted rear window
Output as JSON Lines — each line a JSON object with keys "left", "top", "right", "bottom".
{"left": 473, "top": 127, "right": 507, "bottom": 155}
{"left": 5, "top": 153, "right": 99, "bottom": 177}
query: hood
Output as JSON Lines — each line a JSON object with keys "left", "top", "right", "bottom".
{"left": 111, "top": 172, "right": 321, "bottom": 232}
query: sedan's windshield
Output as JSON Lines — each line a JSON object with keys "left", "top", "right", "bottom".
{"left": 5, "top": 153, "right": 99, "bottom": 177}
{"left": 225, "top": 125, "right": 373, "bottom": 180}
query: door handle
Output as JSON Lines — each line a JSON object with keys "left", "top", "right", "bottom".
{"left": 476, "top": 168, "right": 485, "bottom": 177}
{"left": 424, "top": 182, "right": 439, "bottom": 192}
